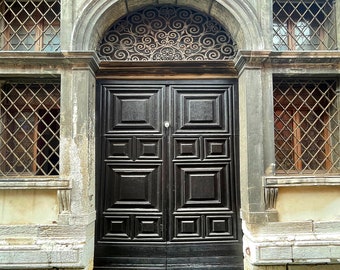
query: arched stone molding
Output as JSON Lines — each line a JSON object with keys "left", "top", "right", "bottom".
{"left": 71, "top": 0, "right": 264, "bottom": 52}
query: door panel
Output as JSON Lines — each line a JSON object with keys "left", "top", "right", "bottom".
{"left": 97, "top": 83, "right": 165, "bottom": 245}
{"left": 105, "top": 86, "right": 164, "bottom": 133}
{"left": 104, "top": 163, "right": 162, "bottom": 210}
{"left": 173, "top": 86, "right": 230, "bottom": 133}
{"left": 174, "top": 163, "right": 231, "bottom": 210}
{"left": 95, "top": 80, "right": 242, "bottom": 269}
{"left": 170, "top": 84, "right": 237, "bottom": 242}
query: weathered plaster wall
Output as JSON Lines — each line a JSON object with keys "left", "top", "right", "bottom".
{"left": 0, "top": 190, "right": 58, "bottom": 224}
{"left": 276, "top": 187, "right": 340, "bottom": 222}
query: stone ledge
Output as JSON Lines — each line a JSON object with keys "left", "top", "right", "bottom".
{"left": 244, "top": 234, "right": 340, "bottom": 265}
{"left": 264, "top": 176, "right": 340, "bottom": 187}
{"left": 0, "top": 51, "right": 100, "bottom": 70}
{"left": 263, "top": 176, "right": 340, "bottom": 211}
{"left": 0, "top": 178, "right": 70, "bottom": 190}
{"left": 0, "top": 237, "right": 91, "bottom": 269}
{"left": 244, "top": 221, "right": 340, "bottom": 266}
{"left": 0, "top": 250, "right": 80, "bottom": 268}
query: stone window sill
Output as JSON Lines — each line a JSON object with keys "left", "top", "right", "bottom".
{"left": 264, "top": 175, "right": 340, "bottom": 187}
{"left": 263, "top": 175, "right": 340, "bottom": 210}
{"left": 0, "top": 178, "right": 70, "bottom": 189}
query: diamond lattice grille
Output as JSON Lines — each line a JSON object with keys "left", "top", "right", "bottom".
{"left": 273, "top": 0, "right": 336, "bottom": 50}
{"left": 274, "top": 78, "right": 340, "bottom": 175}
{"left": 0, "top": 82, "right": 60, "bottom": 176}
{"left": 0, "top": 0, "right": 60, "bottom": 51}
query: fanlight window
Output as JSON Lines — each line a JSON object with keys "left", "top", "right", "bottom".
{"left": 97, "top": 5, "right": 237, "bottom": 61}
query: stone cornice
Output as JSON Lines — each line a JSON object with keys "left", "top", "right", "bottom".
{"left": 235, "top": 50, "right": 340, "bottom": 74}
{"left": 97, "top": 60, "right": 238, "bottom": 78}
{"left": 0, "top": 51, "right": 100, "bottom": 73}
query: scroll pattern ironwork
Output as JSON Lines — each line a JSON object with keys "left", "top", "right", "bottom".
{"left": 97, "top": 5, "right": 237, "bottom": 61}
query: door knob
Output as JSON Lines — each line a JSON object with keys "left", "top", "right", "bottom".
{"left": 164, "top": 121, "right": 170, "bottom": 128}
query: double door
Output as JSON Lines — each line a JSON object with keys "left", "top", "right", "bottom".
{"left": 95, "top": 80, "right": 242, "bottom": 269}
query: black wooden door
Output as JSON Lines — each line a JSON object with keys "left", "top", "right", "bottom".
{"left": 94, "top": 80, "right": 242, "bottom": 269}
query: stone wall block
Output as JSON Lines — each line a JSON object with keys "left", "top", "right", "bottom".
{"left": 127, "top": 0, "right": 157, "bottom": 12}
{"left": 314, "top": 221, "right": 340, "bottom": 234}
{"left": 0, "top": 226, "right": 39, "bottom": 238}
{"left": 259, "top": 246, "right": 292, "bottom": 261}
{"left": 158, "top": 0, "right": 176, "bottom": 4}
{"left": 288, "top": 265, "right": 340, "bottom": 270}
{"left": 0, "top": 250, "right": 79, "bottom": 264}
{"left": 330, "top": 245, "right": 340, "bottom": 261}
{"left": 292, "top": 246, "right": 331, "bottom": 262}
{"left": 38, "top": 225, "right": 86, "bottom": 238}
{"left": 256, "top": 222, "right": 314, "bottom": 235}
{"left": 177, "top": 0, "right": 212, "bottom": 13}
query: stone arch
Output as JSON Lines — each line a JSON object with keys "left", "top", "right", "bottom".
{"left": 71, "top": 0, "right": 264, "bottom": 51}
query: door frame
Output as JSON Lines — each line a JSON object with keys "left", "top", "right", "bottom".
{"left": 94, "top": 77, "right": 242, "bottom": 268}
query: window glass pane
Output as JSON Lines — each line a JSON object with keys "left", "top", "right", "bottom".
{"left": 294, "top": 21, "right": 314, "bottom": 50}
{"left": 273, "top": 21, "right": 289, "bottom": 51}
{"left": 10, "top": 26, "right": 36, "bottom": 51}
{"left": 43, "top": 25, "right": 60, "bottom": 52}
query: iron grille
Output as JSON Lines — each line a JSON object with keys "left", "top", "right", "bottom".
{"left": 0, "top": 0, "right": 60, "bottom": 51}
{"left": 273, "top": 0, "right": 336, "bottom": 50}
{"left": 273, "top": 78, "right": 340, "bottom": 175}
{"left": 0, "top": 81, "right": 60, "bottom": 176}
{"left": 97, "top": 5, "right": 237, "bottom": 61}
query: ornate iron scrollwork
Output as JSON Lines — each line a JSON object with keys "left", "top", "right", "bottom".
{"left": 97, "top": 5, "right": 237, "bottom": 61}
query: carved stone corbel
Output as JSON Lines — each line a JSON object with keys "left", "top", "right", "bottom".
{"left": 58, "top": 189, "right": 71, "bottom": 213}
{"left": 264, "top": 187, "right": 278, "bottom": 210}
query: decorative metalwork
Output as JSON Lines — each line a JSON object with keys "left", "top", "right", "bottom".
{"left": 0, "top": 81, "right": 60, "bottom": 176}
{"left": 0, "top": 0, "right": 61, "bottom": 51}
{"left": 97, "top": 5, "right": 237, "bottom": 61}
{"left": 273, "top": 0, "right": 336, "bottom": 51}
{"left": 273, "top": 78, "right": 340, "bottom": 175}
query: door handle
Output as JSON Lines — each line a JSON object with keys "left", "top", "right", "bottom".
{"left": 164, "top": 121, "right": 170, "bottom": 128}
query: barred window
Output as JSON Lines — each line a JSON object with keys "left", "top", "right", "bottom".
{"left": 273, "top": 78, "right": 340, "bottom": 175}
{"left": 0, "top": 0, "right": 60, "bottom": 51}
{"left": 273, "top": 0, "right": 336, "bottom": 50}
{"left": 0, "top": 81, "right": 60, "bottom": 176}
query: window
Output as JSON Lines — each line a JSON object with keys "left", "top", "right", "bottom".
{"left": 273, "top": 0, "right": 336, "bottom": 50}
{"left": 273, "top": 78, "right": 340, "bottom": 174}
{"left": 0, "top": 0, "right": 60, "bottom": 51}
{"left": 0, "top": 81, "right": 60, "bottom": 176}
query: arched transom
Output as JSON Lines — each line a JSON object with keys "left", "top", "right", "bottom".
{"left": 96, "top": 5, "right": 238, "bottom": 61}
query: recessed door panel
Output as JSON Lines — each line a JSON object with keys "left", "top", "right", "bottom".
{"left": 173, "top": 86, "right": 231, "bottom": 133}
{"left": 104, "top": 85, "right": 164, "bottom": 133}
{"left": 174, "top": 163, "right": 231, "bottom": 210}
{"left": 104, "top": 164, "right": 162, "bottom": 211}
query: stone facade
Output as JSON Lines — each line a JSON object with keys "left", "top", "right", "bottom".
{"left": 0, "top": 0, "right": 340, "bottom": 269}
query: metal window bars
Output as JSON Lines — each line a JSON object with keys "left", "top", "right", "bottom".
{"left": 0, "top": 0, "right": 60, "bottom": 51}
{"left": 273, "top": 0, "right": 336, "bottom": 50}
{"left": 273, "top": 78, "right": 340, "bottom": 175}
{"left": 0, "top": 81, "right": 60, "bottom": 176}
